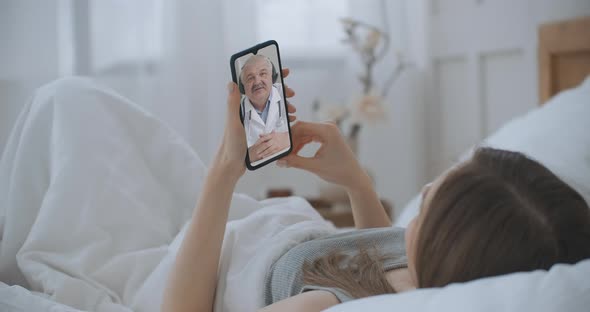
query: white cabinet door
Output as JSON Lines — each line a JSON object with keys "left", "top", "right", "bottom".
{"left": 425, "top": 0, "right": 590, "bottom": 177}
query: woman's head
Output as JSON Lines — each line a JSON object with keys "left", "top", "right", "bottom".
{"left": 406, "top": 147, "right": 590, "bottom": 288}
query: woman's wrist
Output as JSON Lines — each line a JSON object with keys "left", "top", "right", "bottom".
{"left": 345, "top": 168, "right": 391, "bottom": 228}
{"left": 208, "top": 159, "right": 243, "bottom": 185}
{"left": 344, "top": 169, "right": 373, "bottom": 195}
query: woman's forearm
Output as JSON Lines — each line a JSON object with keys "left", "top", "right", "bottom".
{"left": 162, "top": 162, "right": 239, "bottom": 312}
{"left": 347, "top": 172, "right": 392, "bottom": 229}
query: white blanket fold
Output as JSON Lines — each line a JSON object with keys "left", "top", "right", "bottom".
{"left": 0, "top": 77, "right": 336, "bottom": 312}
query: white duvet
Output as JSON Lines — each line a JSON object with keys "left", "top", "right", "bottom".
{"left": 0, "top": 77, "right": 337, "bottom": 312}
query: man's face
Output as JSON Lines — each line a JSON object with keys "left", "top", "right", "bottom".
{"left": 242, "top": 58, "right": 273, "bottom": 108}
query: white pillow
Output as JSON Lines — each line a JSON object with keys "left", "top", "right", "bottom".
{"left": 325, "top": 259, "right": 590, "bottom": 312}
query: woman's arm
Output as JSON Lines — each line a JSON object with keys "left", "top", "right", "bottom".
{"left": 162, "top": 163, "right": 239, "bottom": 312}
{"left": 277, "top": 122, "right": 391, "bottom": 229}
{"left": 162, "top": 70, "right": 297, "bottom": 312}
{"left": 347, "top": 174, "right": 391, "bottom": 228}
{"left": 161, "top": 82, "right": 246, "bottom": 312}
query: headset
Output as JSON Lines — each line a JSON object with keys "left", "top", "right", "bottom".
{"left": 238, "top": 56, "right": 279, "bottom": 94}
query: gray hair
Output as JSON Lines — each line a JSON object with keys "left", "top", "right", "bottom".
{"left": 239, "top": 55, "right": 274, "bottom": 84}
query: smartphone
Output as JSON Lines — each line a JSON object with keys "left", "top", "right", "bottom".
{"left": 230, "top": 40, "right": 293, "bottom": 170}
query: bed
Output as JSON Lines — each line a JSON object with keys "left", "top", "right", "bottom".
{"left": 1, "top": 15, "right": 590, "bottom": 312}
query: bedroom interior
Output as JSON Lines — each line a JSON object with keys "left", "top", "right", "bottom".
{"left": 0, "top": 0, "right": 589, "bottom": 311}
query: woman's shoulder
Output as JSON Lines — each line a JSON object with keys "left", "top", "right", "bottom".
{"left": 320, "top": 226, "right": 405, "bottom": 240}
{"left": 289, "top": 226, "right": 406, "bottom": 254}
{"left": 285, "top": 226, "right": 407, "bottom": 266}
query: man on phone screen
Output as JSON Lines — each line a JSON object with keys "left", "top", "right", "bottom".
{"left": 239, "top": 55, "right": 289, "bottom": 162}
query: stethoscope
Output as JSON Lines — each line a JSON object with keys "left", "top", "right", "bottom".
{"left": 241, "top": 94, "right": 284, "bottom": 132}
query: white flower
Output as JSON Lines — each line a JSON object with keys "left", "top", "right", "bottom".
{"left": 350, "top": 91, "right": 386, "bottom": 124}
{"left": 316, "top": 103, "right": 350, "bottom": 123}
{"left": 328, "top": 106, "right": 349, "bottom": 122}
{"left": 363, "top": 29, "right": 381, "bottom": 52}
{"left": 340, "top": 17, "right": 357, "bottom": 28}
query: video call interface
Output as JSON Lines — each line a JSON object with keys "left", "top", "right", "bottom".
{"left": 234, "top": 44, "right": 291, "bottom": 167}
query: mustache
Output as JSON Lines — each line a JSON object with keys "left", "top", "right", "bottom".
{"left": 251, "top": 82, "right": 267, "bottom": 93}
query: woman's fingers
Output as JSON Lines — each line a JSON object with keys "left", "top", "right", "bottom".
{"left": 277, "top": 154, "right": 316, "bottom": 172}
{"left": 226, "top": 82, "right": 241, "bottom": 120}
{"left": 291, "top": 135, "right": 314, "bottom": 155}
{"left": 282, "top": 67, "right": 294, "bottom": 98}
{"left": 277, "top": 122, "right": 335, "bottom": 170}
{"left": 291, "top": 121, "right": 331, "bottom": 139}
{"left": 285, "top": 86, "right": 295, "bottom": 98}
{"left": 286, "top": 102, "right": 296, "bottom": 122}
{"left": 278, "top": 121, "right": 362, "bottom": 189}
{"left": 289, "top": 124, "right": 326, "bottom": 154}
{"left": 287, "top": 102, "right": 296, "bottom": 113}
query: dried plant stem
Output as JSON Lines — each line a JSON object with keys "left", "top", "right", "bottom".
{"left": 382, "top": 62, "right": 406, "bottom": 98}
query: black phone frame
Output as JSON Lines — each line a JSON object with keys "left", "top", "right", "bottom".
{"left": 229, "top": 40, "right": 293, "bottom": 170}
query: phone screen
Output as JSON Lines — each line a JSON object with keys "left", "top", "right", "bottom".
{"left": 231, "top": 41, "right": 292, "bottom": 170}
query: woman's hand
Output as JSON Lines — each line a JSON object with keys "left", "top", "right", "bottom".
{"left": 211, "top": 81, "right": 247, "bottom": 179}
{"left": 278, "top": 121, "right": 391, "bottom": 229}
{"left": 213, "top": 68, "right": 297, "bottom": 179}
{"left": 277, "top": 121, "right": 369, "bottom": 191}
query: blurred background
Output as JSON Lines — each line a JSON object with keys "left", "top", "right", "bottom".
{"left": 1, "top": 0, "right": 589, "bottom": 218}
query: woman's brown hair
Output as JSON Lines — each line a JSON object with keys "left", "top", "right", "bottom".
{"left": 303, "top": 148, "right": 590, "bottom": 298}
{"left": 415, "top": 147, "right": 590, "bottom": 287}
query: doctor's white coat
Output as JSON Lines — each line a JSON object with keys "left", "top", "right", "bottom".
{"left": 242, "top": 83, "right": 288, "bottom": 147}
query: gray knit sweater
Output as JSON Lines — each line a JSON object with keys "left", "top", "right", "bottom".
{"left": 264, "top": 227, "right": 408, "bottom": 306}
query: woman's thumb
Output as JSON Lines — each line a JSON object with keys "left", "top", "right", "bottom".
{"left": 277, "top": 155, "right": 315, "bottom": 172}
{"left": 227, "top": 82, "right": 241, "bottom": 117}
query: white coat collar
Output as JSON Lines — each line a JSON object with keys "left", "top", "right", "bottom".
{"left": 243, "top": 84, "right": 281, "bottom": 128}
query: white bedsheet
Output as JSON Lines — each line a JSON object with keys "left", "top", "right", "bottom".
{"left": 0, "top": 77, "right": 337, "bottom": 311}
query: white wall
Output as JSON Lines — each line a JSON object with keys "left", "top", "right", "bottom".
{"left": 3, "top": 0, "right": 587, "bottom": 219}
{"left": 0, "top": 0, "right": 228, "bottom": 166}
{"left": 0, "top": 0, "right": 429, "bottom": 218}
{"left": 155, "top": 0, "right": 227, "bottom": 163}
{"left": 80, "top": 0, "right": 228, "bottom": 164}
{"left": 352, "top": 0, "right": 427, "bottom": 216}
{"left": 0, "top": 1, "right": 62, "bottom": 156}
{"left": 424, "top": 0, "right": 590, "bottom": 180}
